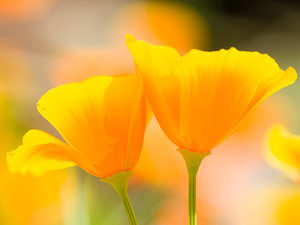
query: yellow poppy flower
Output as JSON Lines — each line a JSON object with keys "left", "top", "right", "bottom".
{"left": 0, "top": 169, "right": 70, "bottom": 225}
{"left": 7, "top": 75, "right": 148, "bottom": 178}
{"left": 265, "top": 124, "right": 300, "bottom": 182}
{"left": 126, "top": 34, "right": 297, "bottom": 154}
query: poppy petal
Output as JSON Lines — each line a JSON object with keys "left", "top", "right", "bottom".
{"left": 7, "top": 129, "right": 75, "bottom": 176}
{"left": 126, "top": 34, "right": 183, "bottom": 147}
{"left": 37, "top": 75, "right": 146, "bottom": 177}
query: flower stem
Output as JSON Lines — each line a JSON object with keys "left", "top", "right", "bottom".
{"left": 179, "top": 149, "right": 210, "bottom": 225}
{"left": 102, "top": 171, "right": 138, "bottom": 225}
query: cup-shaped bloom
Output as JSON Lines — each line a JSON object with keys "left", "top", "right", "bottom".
{"left": 126, "top": 34, "right": 297, "bottom": 153}
{"left": 265, "top": 124, "right": 300, "bottom": 182}
{"left": 7, "top": 75, "right": 148, "bottom": 178}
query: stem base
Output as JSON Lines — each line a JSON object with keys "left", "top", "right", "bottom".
{"left": 102, "top": 171, "right": 138, "bottom": 225}
{"left": 178, "top": 149, "right": 210, "bottom": 225}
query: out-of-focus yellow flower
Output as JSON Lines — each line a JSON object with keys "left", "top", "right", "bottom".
{"left": 7, "top": 75, "right": 148, "bottom": 178}
{"left": 234, "top": 184, "right": 300, "bottom": 225}
{"left": 0, "top": 0, "right": 54, "bottom": 21}
{"left": 126, "top": 34, "right": 297, "bottom": 154}
{"left": 277, "top": 189, "right": 300, "bottom": 225}
{"left": 265, "top": 124, "right": 300, "bottom": 182}
{"left": 112, "top": 1, "right": 209, "bottom": 53}
{"left": 0, "top": 168, "right": 69, "bottom": 225}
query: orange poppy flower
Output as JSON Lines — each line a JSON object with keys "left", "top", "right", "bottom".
{"left": 7, "top": 75, "right": 148, "bottom": 178}
{"left": 0, "top": 0, "right": 54, "bottom": 21}
{"left": 126, "top": 34, "right": 297, "bottom": 154}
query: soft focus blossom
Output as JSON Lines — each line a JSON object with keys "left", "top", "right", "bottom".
{"left": 265, "top": 124, "right": 300, "bottom": 182}
{"left": 112, "top": 1, "right": 209, "bottom": 53}
{"left": 7, "top": 75, "right": 148, "bottom": 178}
{"left": 0, "top": 0, "right": 54, "bottom": 22}
{"left": 52, "top": 2, "right": 209, "bottom": 86}
{"left": 126, "top": 34, "right": 297, "bottom": 154}
{"left": 0, "top": 169, "right": 69, "bottom": 225}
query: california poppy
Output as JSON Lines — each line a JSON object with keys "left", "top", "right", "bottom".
{"left": 126, "top": 34, "right": 297, "bottom": 225}
{"left": 7, "top": 74, "right": 148, "bottom": 225}
{"left": 126, "top": 35, "right": 296, "bottom": 154}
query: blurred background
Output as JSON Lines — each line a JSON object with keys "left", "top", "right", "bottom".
{"left": 0, "top": 0, "right": 300, "bottom": 224}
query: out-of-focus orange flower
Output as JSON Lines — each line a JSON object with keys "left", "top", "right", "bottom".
{"left": 52, "top": 2, "right": 209, "bottom": 85}
{"left": 265, "top": 124, "right": 300, "bottom": 183}
{"left": 234, "top": 184, "right": 300, "bottom": 225}
{"left": 52, "top": 48, "right": 134, "bottom": 85}
{"left": 112, "top": 1, "right": 209, "bottom": 53}
{"left": 0, "top": 0, "right": 54, "bottom": 22}
{"left": 52, "top": 1, "right": 209, "bottom": 89}
{"left": 7, "top": 75, "right": 148, "bottom": 178}
{"left": 126, "top": 34, "right": 297, "bottom": 154}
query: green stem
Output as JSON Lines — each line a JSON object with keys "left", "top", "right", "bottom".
{"left": 102, "top": 171, "right": 138, "bottom": 225}
{"left": 179, "top": 149, "right": 210, "bottom": 225}
{"left": 188, "top": 167, "right": 197, "bottom": 225}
